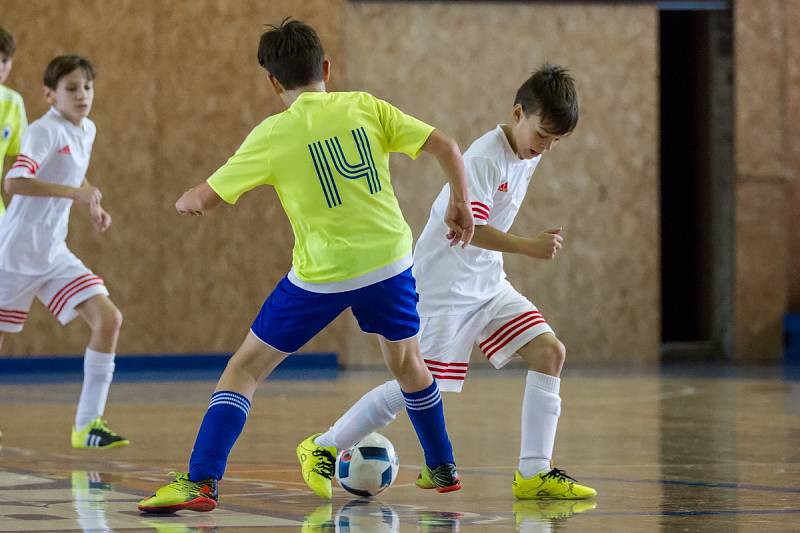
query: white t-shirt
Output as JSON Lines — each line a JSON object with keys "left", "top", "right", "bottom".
{"left": 414, "top": 125, "right": 541, "bottom": 316}
{"left": 0, "top": 107, "right": 96, "bottom": 274}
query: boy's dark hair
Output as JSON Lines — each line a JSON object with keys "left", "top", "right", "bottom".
{"left": 514, "top": 64, "right": 579, "bottom": 135}
{"left": 0, "top": 27, "right": 16, "bottom": 56}
{"left": 257, "top": 17, "right": 324, "bottom": 90}
{"left": 43, "top": 55, "right": 95, "bottom": 89}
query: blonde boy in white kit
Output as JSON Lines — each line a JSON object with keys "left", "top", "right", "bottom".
{"left": 308, "top": 65, "right": 596, "bottom": 501}
{"left": 0, "top": 55, "right": 128, "bottom": 449}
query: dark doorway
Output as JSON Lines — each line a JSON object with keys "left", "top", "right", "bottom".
{"left": 659, "top": 4, "right": 734, "bottom": 359}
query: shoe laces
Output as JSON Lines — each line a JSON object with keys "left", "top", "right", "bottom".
{"left": 430, "top": 463, "right": 459, "bottom": 485}
{"left": 542, "top": 468, "right": 578, "bottom": 483}
{"left": 311, "top": 449, "right": 335, "bottom": 479}
{"left": 91, "top": 419, "right": 119, "bottom": 437}
{"left": 167, "top": 472, "right": 215, "bottom": 496}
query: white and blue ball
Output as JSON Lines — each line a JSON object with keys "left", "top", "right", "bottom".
{"left": 335, "top": 432, "right": 399, "bottom": 497}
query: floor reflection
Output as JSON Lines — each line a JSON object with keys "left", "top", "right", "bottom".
{"left": 301, "top": 497, "right": 596, "bottom": 532}
{"left": 512, "top": 500, "right": 597, "bottom": 532}
{"left": 71, "top": 471, "right": 112, "bottom": 533}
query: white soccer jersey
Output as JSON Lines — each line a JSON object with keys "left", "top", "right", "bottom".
{"left": 0, "top": 107, "right": 96, "bottom": 274}
{"left": 414, "top": 125, "right": 540, "bottom": 316}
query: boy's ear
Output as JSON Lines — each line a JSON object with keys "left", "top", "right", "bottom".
{"left": 322, "top": 59, "right": 331, "bottom": 83}
{"left": 512, "top": 103, "right": 524, "bottom": 124}
{"left": 267, "top": 72, "right": 284, "bottom": 96}
{"left": 42, "top": 86, "right": 55, "bottom": 105}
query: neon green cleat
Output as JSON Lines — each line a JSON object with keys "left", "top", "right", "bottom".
{"left": 138, "top": 472, "right": 218, "bottom": 514}
{"left": 301, "top": 503, "right": 333, "bottom": 533}
{"left": 71, "top": 418, "right": 129, "bottom": 449}
{"left": 513, "top": 499, "right": 597, "bottom": 525}
{"left": 512, "top": 468, "right": 597, "bottom": 500}
{"left": 297, "top": 433, "right": 336, "bottom": 499}
{"left": 414, "top": 463, "right": 461, "bottom": 493}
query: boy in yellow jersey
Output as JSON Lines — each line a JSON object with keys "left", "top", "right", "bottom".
{"left": 0, "top": 27, "right": 28, "bottom": 216}
{"left": 138, "top": 18, "right": 474, "bottom": 513}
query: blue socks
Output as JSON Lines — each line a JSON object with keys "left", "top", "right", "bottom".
{"left": 402, "top": 381, "right": 454, "bottom": 468}
{"left": 188, "top": 391, "right": 251, "bottom": 482}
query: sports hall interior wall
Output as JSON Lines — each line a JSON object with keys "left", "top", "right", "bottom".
{"left": 1, "top": 0, "right": 733, "bottom": 366}
{"left": 735, "top": 0, "right": 800, "bottom": 360}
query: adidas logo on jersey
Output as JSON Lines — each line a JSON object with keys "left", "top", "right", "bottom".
{"left": 498, "top": 182, "right": 509, "bottom": 192}
{"left": 58, "top": 145, "right": 71, "bottom": 155}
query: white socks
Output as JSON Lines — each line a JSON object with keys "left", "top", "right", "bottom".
{"left": 75, "top": 348, "right": 115, "bottom": 430}
{"left": 518, "top": 370, "right": 561, "bottom": 478}
{"left": 315, "top": 371, "right": 561, "bottom": 479}
{"left": 315, "top": 380, "right": 405, "bottom": 449}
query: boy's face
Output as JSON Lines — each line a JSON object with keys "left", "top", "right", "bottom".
{"left": 45, "top": 68, "right": 94, "bottom": 125}
{"left": 510, "top": 104, "right": 566, "bottom": 160}
{"left": 0, "top": 53, "right": 13, "bottom": 85}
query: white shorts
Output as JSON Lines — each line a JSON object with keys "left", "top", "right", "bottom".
{"left": 0, "top": 253, "right": 109, "bottom": 332}
{"left": 419, "top": 286, "right": 554, "bottom": 392}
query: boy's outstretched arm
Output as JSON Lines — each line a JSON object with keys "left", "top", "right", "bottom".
{"left": 472, "top": 225, "right": 564, "bottom": 260}
{"left": 4, "top": 175, "right": 101, "bottom": 205}
{"left": 176, "top": 182, "right": 222, "bottom": 216}
{"left": 421, "top": 129, "right": 474, "bottom": 248}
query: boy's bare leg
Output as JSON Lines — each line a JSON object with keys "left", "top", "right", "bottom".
{"left": 216, "top": 331, "right": 290, "bottom": 400}
{"left": 76, "top": 294, "right": 123, "bottom": 354}
{"left": 518, "top": 332, "right": 565, "bottom": 377}
{"left": 378, "top": 336, "right": 434, "bottom": 392}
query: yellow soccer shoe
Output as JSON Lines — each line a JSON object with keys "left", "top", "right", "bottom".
{"left": 297, "top": 433, "right": 337, "bottom": 499}
{"left": 512, "top": 468, "right": 597, "bottom": 500}
{"left": 138, "top": 472, "right": 218, "bottom": 514}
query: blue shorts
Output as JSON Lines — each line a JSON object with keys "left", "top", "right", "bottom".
{"left": 251, "top": 268, "right": 420, "bottom": 353}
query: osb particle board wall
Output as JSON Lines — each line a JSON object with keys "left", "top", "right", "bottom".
{"left": 343, "top": 2, "right": 660, "bottom": 364}
{"left": 1, "top": 1, "right": 660, "bottom": 364}
{"left": 735, "top": 0, "right": 800, "bottom": 360}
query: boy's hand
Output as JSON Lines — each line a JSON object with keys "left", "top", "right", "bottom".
{"left": 176, "top": 183, "right": 221, "bottom": 216}
{"left": 526, "top": 228, "right": 563, "bottom": 259}
{"left": 89, "top": 201, "right": 112, "bottom": 232}
{"left": 73, "top": 185, "right": 102, "bottom": 206}
{"left": 444, "top": 200, "right": 475, "bottom": 248}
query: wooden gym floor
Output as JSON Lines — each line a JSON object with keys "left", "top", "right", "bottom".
{"left": 1, "top": 365, "right": 799, "bottom": 532}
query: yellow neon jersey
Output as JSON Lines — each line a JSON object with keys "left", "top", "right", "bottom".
{"left": 207, "top": 91, "right": 434, "bottom": 283}
{"left": 0, "top": 85, "right": 27, "bottom": 215}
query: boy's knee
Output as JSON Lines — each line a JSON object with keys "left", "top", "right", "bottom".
{"left": 98, "top": 306, "right": 123, "bottom": 335}
{"left": 547, "top": 338, "right": 567, "bottom": 367}
{"left": 521, "top": 335, "right": 566, "bottom": 374}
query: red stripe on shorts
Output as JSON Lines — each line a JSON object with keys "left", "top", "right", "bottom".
{"left": 52, "top": 278, "right": 105, "bottom": 317}
{"left": 425, "top": 359, "right": 468, "bottom": 380}
{"left": 431, "top": 373, "right": 466, "bottom": 381}
{"left": 480, "top": 311, "right": 542, "bottom": 350}
{"left": 0, "top": 308, "right": 28, "bottom": 324}
{"left": 48, "top": 274, "right": 96, "bottom": 313}
{"left": 483, "top": 317, "right": 547, "bottom": 359}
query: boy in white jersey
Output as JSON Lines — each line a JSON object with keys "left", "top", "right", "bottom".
{"left": 308, "top": 65, "right": 597, "bottom": 501}
{"left": 0, "top": 27, "right": 28, "bottom": 216}
{"left": 0, "top": 55, "right": 128, "bottom": 449}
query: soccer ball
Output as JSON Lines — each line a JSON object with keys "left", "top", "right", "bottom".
{"left": 335, "top": 432, "right": 399, "bottom": 497}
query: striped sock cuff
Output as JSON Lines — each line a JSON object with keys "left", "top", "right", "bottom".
{"left": 209, "top": 391, "right": 251, "bottom": 417}
{"left": 402, "top": 381, "right": 442, "bottom": 411}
